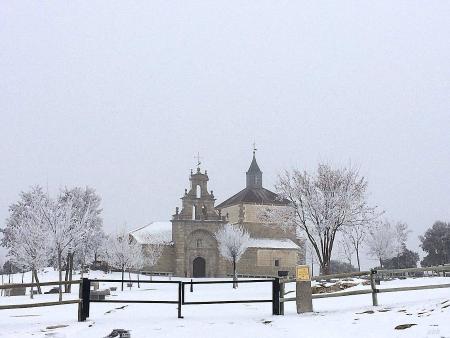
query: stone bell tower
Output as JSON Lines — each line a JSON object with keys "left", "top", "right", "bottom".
{"left": 172, "top": 163, "right": 226, "bottom": 277}
{"left": 176, "top": 167, "right": 222, "bottom": 221}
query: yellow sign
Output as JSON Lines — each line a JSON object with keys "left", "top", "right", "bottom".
{"left": 296, "top": 265, "right": 311, "bottom": 281}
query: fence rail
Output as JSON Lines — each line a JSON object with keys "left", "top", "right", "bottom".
{"left": 0, "top": 280, "right": 81, "bottom": 290}
{"left": 0, "top": 299, "right": 80, "bottom": 310}
{"left": 279, "top": 265, "right": 450, "bottom": 310}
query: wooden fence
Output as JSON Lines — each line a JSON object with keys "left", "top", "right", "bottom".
{"left": 279, "top": 265, "right": 450, "bottom": 312}
{"left": 0, "top": 280, "right": 81, "bottom": 312}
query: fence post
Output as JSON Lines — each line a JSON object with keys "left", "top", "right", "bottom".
{"left": 178, "top": 282, "right": 183, "bottom": 319}
{"left": 81, "top": 278, "right": 91, "bottom": 319}
{"left": 78, "top": 279, "right": 84, "bottom": 322}
{"left": 370, "top": 269, "right": 378, "bottom": 307}
{"left": 190, "top": 279, "right": 193, "bottom": 292}
{"left": 279, "top": 281, "right": 285, "bottom": 315}
{"left": 272, "top": 278, "right": 280, "bottom": 315}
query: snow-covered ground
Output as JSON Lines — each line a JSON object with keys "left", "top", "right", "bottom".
{"left": 0, "top": 269, "right": 449, "bottom": 338}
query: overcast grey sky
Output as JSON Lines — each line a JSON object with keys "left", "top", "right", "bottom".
{"left": 1, "top": 1, "right": 449, "bottom": 265}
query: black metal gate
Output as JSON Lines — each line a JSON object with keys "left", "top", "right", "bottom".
{"left": 79, "top": 277, "right": 280, "bottom": 321}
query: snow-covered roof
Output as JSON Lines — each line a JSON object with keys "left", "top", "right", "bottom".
{"left": 130, "top": 221, "right": 173, "bottom": 245}
{"left": 248, "top": 238, "right": 300, "bottom": 250}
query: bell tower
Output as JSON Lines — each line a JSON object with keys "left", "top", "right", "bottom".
{"left": 175, "top": 167, "right": 221, "bottom": 221}
{"left": 171, "top": 159, "right": 227, "bottom": 278}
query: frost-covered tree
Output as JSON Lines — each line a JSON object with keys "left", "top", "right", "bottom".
{"left": 38, "top": 194, "right": 80, "bottom": 302}
{"left": 58, "top": 187, "right": 103, "bottom": 292}
{"left": 215, "top": 224, "right": 250, "bottom": 288}
{"left": 366, "top": 220, "right": 395, "bottom": 268}
{"left": 261, "top": 164, "right": 380, "bottom": 275}
{"left": 77, "top": 225, "right": 106, "bottom": 279}
{"left": 106, "top": 227, "right": 144, "bottom": 291}
{"left": 2, "top": 186, "right": 50, "bottom": 296}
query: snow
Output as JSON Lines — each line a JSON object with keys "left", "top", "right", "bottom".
{"left": 0, "top": 269, "right": 449, "bottom": 338}
{"left": 249, "top": 238, "right": 300, "bottom": 249}
{"left": 130, "top": 221, "right": 172, "bottom": 244}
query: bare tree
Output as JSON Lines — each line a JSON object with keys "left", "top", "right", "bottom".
{"left": 341, "top": 222, "right": 372, "bottom": 271}
{"left": 215, "top": 224, "right": 250, "bottom": 288}
{"left": 339, "top": 237, "right": 355, "bottom": 267}
{"left": 366, "top": 220, "right": 395, "bottom": 268}
{"left": 262, "top": 164, "right": 379, "bottom": 275}
{"left": 393, "top": 222, "right": 410, "bottom": 267}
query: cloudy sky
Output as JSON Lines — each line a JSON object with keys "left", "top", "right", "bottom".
{"left": 1, "top": 1, "right": 449, "bottom": 266}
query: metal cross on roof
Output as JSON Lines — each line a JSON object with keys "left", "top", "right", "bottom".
{"left": 194, "top": 152, "right": 202, "bottom": 168}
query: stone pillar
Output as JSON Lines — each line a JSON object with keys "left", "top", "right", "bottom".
{"left": 296, "top": 281, "right": 313, "bottom": 313}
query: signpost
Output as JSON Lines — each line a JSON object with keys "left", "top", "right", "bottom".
{"left": 295, "top": 265, "right": 313, "bottom": 314}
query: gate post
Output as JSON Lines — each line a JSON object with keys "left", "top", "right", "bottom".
{"left": 178, "top": 281, "right": 184, "bottom": 319}
{"left": 279, "top": 282, "right": 285, "bottom": 315}
{"left": 272, "top": 278, "right": 280, "bottom": 315}
{"left": 370, "top": 269, "right": 378, "bottom": 306}
{"left": 81, "top": 278, "right": 91, "bottom": 319}
{"left": 78, "top": 279, "right": 84, "bottom": 322}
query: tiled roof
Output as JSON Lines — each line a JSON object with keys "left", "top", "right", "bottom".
{"left": 216, "top": 187, "right": 289, "bottom": 209}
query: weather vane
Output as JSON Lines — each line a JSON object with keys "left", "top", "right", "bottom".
{"left": 195, "top": 152, "right": 202, "bottom": 169}
{"left": 252, "top": 141, "right": 257, "bottom": 155}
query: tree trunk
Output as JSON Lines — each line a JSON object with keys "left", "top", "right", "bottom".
{"left": 320, "top": 261, "right": 331, "bottom": 275}
{"left": 32, "top": 269, "right": 42, "bottom": 294}
{"left": 58, "top": 250, "right": 63, "bottom": 302}
{"left": 379, "top": 257, "right": 383, "bottom": 268}
{"left": 64, "top": 253, "right": 70, "bottom": 293}
{"left": 356, "top": 250, "right": 361, "bottom": 272}
{"left": 68, "top": 253, "right": 74, "bottom": 293}
{"left": 137, "top": 272, "right": 140, "bottom": 288}
{"left": 232, "top": 258, "right": 237, "bottom": 289}
{"left": 128, "top": 270, "right": 132, "bottom": 290}
{"left": 30, "top": 270, "right": 34, "bottom": 299}
{"left": 22, "top": 270, "right": 24, "bottom": 283}
{"left": 121, "top": 268, "right": 124, "bottom": 291}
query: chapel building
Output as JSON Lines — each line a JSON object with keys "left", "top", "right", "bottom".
{"left": 130, "top": 152, "right": 305, "bottom": 278}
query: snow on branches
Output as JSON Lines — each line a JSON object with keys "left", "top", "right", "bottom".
{"left": 3, "top": 186, "right": 50, "bottom": 294}
{"left": 2, "top": 185, "right": 104, "bottom": 300}
{"left": 105, "top": 226, "right": 144, "bottom": 291}
{"left": 261, "top": 164, "right": 380, "bottom": 275}
{"left": 215, "top": 224, "right": 250, "bottom": 288}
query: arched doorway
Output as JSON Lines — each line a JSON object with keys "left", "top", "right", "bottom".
{"left": 193, "top": 257, "right": 206, "bottom": 277}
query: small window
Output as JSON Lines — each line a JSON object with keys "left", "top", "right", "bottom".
{"left": 274, "top": 259, "right": 280, "bottom": 267}
{"left": 196, "top": 185, "right": 201, "bottom": 198}
{"left": 196, "top": 239, "right": 202, "bottom": 248}
{"left": 192, "top": 205, "right": 196, "bottom": 220}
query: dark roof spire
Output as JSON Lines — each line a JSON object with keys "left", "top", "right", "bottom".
{"left": 246, "top": 150, "right": 262, "bottom": 188}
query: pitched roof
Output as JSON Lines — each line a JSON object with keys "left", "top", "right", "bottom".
{"left": 216, "top": 187, "right": 289, "bottom": 209}
{"left": 247, "top": 154, "right": 262, "bottom": 174}
{"left": 130, "top": 221, "right": 172, "bottom": 245}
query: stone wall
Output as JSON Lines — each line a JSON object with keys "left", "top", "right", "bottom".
{"left": 142, "top": 244, "right": 175, "bottom": 273}
{"left": 234, "top": 247, "right": 297, "bottom": 277}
